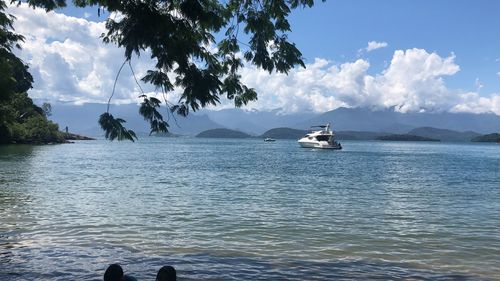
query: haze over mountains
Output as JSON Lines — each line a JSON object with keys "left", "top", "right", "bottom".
{"left": 49, "top": 103, "right": 221, "bottom": 136}
{"left": 47, "top": 103, "right": 500, "bottom": 137}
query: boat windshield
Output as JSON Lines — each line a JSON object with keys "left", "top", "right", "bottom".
{"left": 316, "top": 135, "right": 330, "bottom": 141}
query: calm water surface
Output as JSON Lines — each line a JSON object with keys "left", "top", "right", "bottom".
{"left": 0, "top": 138, "right": 499, "bottom": 280}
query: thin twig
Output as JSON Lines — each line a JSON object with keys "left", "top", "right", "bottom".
{"left": 128, "top": 60, "right": 145, "bottom": 96}
{"left": 162, "top": 87, "right": 181, "bottom": 128}
{"left": 107, "top": 59, "right": 128, "bottom": 113}
{"left": 237, "top": 38, "right": 251, "bottom": 48}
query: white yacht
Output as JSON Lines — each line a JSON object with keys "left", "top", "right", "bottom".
{"left": 298, "top": 123, "right": 342, "bottom": 149}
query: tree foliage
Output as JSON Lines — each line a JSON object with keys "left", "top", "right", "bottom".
{"left": 98, "top": 112, "right": 137, "bottom": 141}
{"left": 41, "top": 102, "right": 51, "bottom": 116}
{"left": 1, "top": 1, "right": 32, "bottom": 101}
{"left": 0, "top": 92, "right": 64, "bottom": 144}
{"left": 9, "top": 0, "right": 319, "bottom": 140}
{"left": 0, "top": 1, "right": 63, "bottom": 144}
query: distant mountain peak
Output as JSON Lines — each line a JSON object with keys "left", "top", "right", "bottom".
{"left": 298, "top": 107, "right": 500, "bottom": 134}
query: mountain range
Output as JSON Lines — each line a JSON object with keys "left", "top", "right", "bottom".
{"left": 47, "top": 103, "right": 500, "bottom": 137}
{"left": 49, "top": 103, "right": 222, "bottom": 137}
{"left": 298, "top": 107, "right": 500, "bottom": 133}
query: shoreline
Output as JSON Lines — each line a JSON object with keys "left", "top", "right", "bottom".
{"left": 1, "top": 132, "right": 95, "bottom": 145}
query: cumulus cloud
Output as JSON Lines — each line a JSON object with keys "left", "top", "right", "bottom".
{"left": 7, "top": 4, "right": 500, "bottom": 115}
{"left": 239, "top": 49, "right": 500, "bottom": 115}
{"left": 9, "top": 3, "right": 159, "bottom": 105}
{"left": 372, "top": 48, "right": 460, "bottom": 112}
{"left": 366, "top": 41, "right": 388, "bottom": 52}
{"left": 451, "top": 92, "right": 500, "bottom": 115}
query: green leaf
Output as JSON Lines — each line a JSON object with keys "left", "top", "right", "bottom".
{"left": 98, "top": 112, "right": 137, "bottom": 142}
{"left": 138, "top": 96, "right": 169, "bottom": 135}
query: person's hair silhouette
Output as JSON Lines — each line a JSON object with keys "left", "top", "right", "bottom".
{"left": 156, "top": 265, "right": 177, "bottom": 281}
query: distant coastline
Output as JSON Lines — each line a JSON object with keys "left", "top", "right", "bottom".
{"left": 471, "top": 133, "right": 500, "bottom": 143}
{"left": 376, "top": 134, "right": 440, "bottom": 142}
{"left": 193, "top": 126, "right": 499, "bottom": 143}
{"left": 63, "top": 132, "right": 95, "bottom": 142}
{"left": 2, "top": 131, "right": 95, "bottom": 145}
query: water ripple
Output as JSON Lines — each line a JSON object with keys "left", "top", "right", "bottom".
{"left": 0, "top": 139, "right": 499, "bottom": 279}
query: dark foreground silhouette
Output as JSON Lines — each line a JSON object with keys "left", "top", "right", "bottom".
{"left": 104, "top": 264, "right": 176, "bottom": 281}
{"left": 156, "top": 266, "right": 177, "bottom": 281}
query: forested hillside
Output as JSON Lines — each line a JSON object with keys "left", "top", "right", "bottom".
{"left": 0, "top": 2, "right": 63, "bottom": 144}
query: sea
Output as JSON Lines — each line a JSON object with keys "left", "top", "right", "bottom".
{"left": 0, "top": 138, "right": 499, "bottom": 280}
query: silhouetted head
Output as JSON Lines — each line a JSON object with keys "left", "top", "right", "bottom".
{"left": 104, "top": 264, "right": 123, "bottom": 281}
{"left": 156, "top": 265, "right": 176, "bottom": 281}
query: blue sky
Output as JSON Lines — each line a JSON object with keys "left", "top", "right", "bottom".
{"left": 287, "top": 0, "right": 500, "bottom": 93}
{"left": 8, "top": 0, "right": 500, "bottom": 114}
{"left": 59, "top": 0, "right": 500, "bottom": 93}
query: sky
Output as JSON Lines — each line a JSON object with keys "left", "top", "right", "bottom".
{"left": 7, "top": 0, "right": 500, "bottom": 115}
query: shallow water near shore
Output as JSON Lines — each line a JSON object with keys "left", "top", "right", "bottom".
{"left": 1, "top": 138, "right": 499, "bottom": 280}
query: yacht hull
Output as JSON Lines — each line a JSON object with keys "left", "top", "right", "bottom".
{"left": 298, "top": 139, "right": 342, "bottom": 149}
{"left": 297, "top": 123, "right": 342, "bottom": 150}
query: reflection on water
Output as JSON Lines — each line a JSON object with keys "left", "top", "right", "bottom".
{"left": 0, "top": 139, "right": 499, "bottom": 280}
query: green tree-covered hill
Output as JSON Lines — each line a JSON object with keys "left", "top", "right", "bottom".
{"left": 471, "top": 133, "right": 500, "bottom": 143}
{"left": 1, "top": 2, "right": 63, "bottom": 144}
{"left": 408, "top": 127, "right": 480, "bottom": 142}
{"left": 260, "top": 128, "right": 307, "bottom": 139}
{"left": 377, "top": 134, "right": 440, "bottom": 142}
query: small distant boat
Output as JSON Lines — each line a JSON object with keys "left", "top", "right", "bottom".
{"left": 298, "top": 123, "right": 342, "bottom": 149}
{"left": 264, "top": 138, "right": 276, "bottom": 142}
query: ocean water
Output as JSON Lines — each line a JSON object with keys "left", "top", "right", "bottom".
{"left": 0, "top": 138, "right": 499, "bottom": 280}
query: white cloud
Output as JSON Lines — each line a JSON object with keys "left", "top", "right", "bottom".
{"left": 372, "top": 48, "right": 460, "bottom": 112}
{"left": 366, "top": 41, "right": 388, "bottom": 52}
{"left": 9, "top": 3, "right": 157, "bottom": 105}
{"left": 7, "top": 4, "right": 500, "bottom": 116}
{"left": 238, "top": 49, "right": 500, "bottom": 115}
{"left": 451, "top": 92, "right": 500, "bottom": 114}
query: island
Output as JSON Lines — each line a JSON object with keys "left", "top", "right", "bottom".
{"left": 471, "top": 133, "right": 500, "bottom": 143}
{"left": 335, "top": 131, "right": 388, "bottom": 140}
{"left": 260, "top": 128, "right": 308, "bottom": 139}
{"left": 196, "top": 128, "right": 252, "bottom": 138}
{"left": 377, "top": 134, "right": 440, "bottom": 141}
{"left": 408, "top": 127, "right": 480, "bottom": 142}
